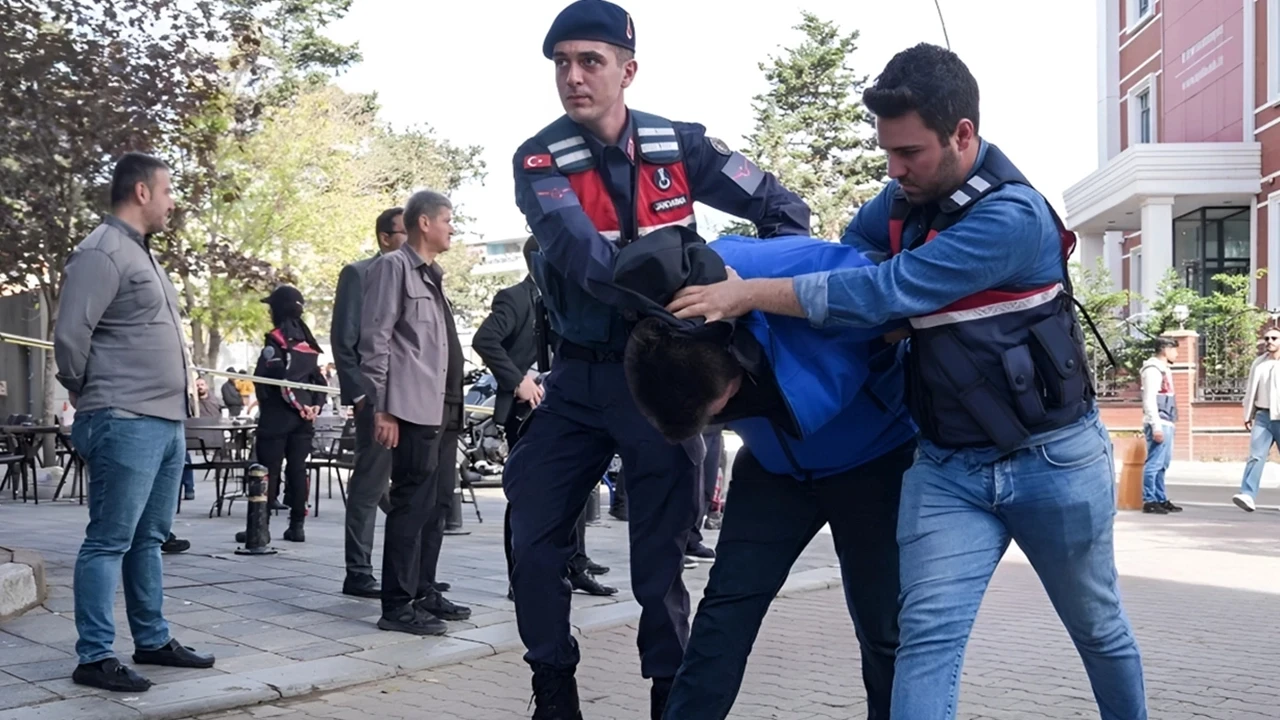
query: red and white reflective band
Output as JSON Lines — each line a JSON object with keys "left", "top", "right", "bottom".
{"left": 909, "top": 283, "right": 1064, "bottom": 330}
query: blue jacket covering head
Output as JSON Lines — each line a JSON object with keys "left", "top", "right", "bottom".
{"left": 709, "top": 236, "right": 917, "bottom": 480}
{"left": 612, "top": 227, "right": 916, "bottom": 481}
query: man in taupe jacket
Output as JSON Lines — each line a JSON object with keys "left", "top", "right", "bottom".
{"left": 359, "top": 189, "right": 471, "bottom": 635}
{"left": 54, "top": 152, "right": 213, "bottom": 693}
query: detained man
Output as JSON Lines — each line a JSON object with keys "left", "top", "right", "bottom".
{"left": 609, "top": 226, "right": 915, "bottom": 720}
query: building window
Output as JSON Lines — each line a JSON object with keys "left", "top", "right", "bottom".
{"left": 1173, "top": 207, "right": 1251, "bottom": 297}
{"left": 1127, "top": 0, "right": 1155, "bottom": 31}
{"left": 1127, "top": 76, "right": 1158, "bottom": 147}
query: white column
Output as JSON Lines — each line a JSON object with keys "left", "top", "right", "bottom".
{"left": 1098, "top": 0, "right": 1121, "bottom": 163}
{"left": 1079, "top": 232, "right": 1105, "bottom": 274}
{"left": 1104, "top": 230, "right": 1125, "bottom": 291}
{"left": 1139, "top": 197, "right": 1175, "bottom": 307}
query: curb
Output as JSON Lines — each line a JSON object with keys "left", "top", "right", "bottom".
{"left": 0, "top": 566, "right": 845, "bottom": 720}
{"left": 0, "top": 548, "right": 47, "bottom": 623}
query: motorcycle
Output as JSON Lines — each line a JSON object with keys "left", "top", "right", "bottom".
{"left": 458, "top": 365, "right": 507, "bottom": 487}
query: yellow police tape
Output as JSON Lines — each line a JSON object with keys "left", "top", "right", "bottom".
{"left": 0, "top": 332, "right": 495, "bottom": 418}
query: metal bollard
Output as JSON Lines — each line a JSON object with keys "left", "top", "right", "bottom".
{"left": 584, "top": 483, "right": 601, "bottom": 524}
{"left": 235, "top": 464, "right": 277, "bottom": 555}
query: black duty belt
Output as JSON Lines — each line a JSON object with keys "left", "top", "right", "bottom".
{"left": 557, "top": 341, "right": 623, "bottom": 364}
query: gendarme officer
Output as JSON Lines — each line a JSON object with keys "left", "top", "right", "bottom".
{"left": 505, "top": 2, "right": 811, "bottom": 718}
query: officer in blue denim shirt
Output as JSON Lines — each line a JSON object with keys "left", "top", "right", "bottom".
{"left": 668, "top": 44, "right": 1148, "bottom": 720}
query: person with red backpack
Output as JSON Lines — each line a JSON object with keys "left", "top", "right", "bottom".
{"left": 254, "top": 284, "right": 328, "bottom": 542}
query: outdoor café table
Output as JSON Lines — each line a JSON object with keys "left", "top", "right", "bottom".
{"left": 0, "top": 425, "right": 60, "bottom": 504}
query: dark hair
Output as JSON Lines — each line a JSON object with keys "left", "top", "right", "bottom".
{"left": 1153, "top": 337, "right": 1178, "bottom": 355}
{"left": 624, "top": 317, "right": 741, "bottom": 442}
{"left": 110, "top": 152, "right": 169, "bottom": 207}
{"left": 375, "top": 206, "right": 403, "bottom": 237}
{"left": 523, "top": 236, "right": 540, "bottom": 272}
{"left": 862, "top": 43, "right": 980, "bottom": 143}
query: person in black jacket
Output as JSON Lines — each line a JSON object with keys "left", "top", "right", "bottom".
{"left": 254, "top": 285, "right": 327, "bottom": 542}
{"left": 472, "top": 237, "right": 615, "bottom": 598}
{"left": 220, "top": 368, "right": 245, "bottom": 417}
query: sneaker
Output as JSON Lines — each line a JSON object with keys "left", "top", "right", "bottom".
{"left": 1142, "top": 501, "right": 1169, "bottom": 515}
{"left": 183, "top": 490, "right": 195, "bottom": 501}
{"left": 1160, "top": 499, "right": 1183, "bottom": 513}
{"left": 414, "top": 593, "right": 472, "bottom": 621}
{"left": 161, "top": 534, "right": 190, "bottom": 554}
{"left": 72, "top": 658, "right": 153, "bottom": 693}
{"left": 1232, "top": 493, "right": 1257, "bottom": 512}
{"left": 685, "top": 543, "right": 716, "bottom": 562}
{"left": 377, "top": 604, "right": 448, "bottom": 636}
{"left": 683, "top": 557, "right": 698, "bottom": 569}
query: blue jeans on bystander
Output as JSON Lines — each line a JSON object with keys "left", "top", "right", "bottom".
{"left": 1142, "top": 422, "right": 1173, "bottom": 503}
{"left": 71, "top": 408, "right": 186, "bottom": 665}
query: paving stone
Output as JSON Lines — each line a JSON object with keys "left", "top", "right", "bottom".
{"left": 278, "top": 641, "right": 360, "bottom": 662}
{"left": 115, "top": 675, "right": 277, "bottom": 719}
{"left": 0, "top": 645, "right": 74, "bottom": 668}
{"left": 243, "top": 657, "right": 395, "bottom": 698}
{"left": 0, "top": 683, "right": 59, "bottom": 712}
{"left": 0, "top": 696, "right": 141, "bottom": 720}
{"left": 0, "top": 659, "right": 75, "bottom": 683}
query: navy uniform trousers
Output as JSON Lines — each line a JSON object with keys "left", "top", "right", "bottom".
{"left": 504, "top": 356, "right": 701, "bottom": 679}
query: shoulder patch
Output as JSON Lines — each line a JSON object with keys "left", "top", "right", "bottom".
{"left": 720, "top": 152, "right": 764, "bottom": 196}
{"left": 530, "top": 176, "right": 581, "bottom": 213}
{"left": 708, "top": 137, "right": 732, "bottom": 156}
{"left": 261, "top": 345, "right": 276, "bottom": 361}
{"left": 523, "top": 153, "right": 553, "bottom": 171}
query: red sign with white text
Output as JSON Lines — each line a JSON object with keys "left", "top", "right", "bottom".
{"left": 1161, "top": 0, "right": 1244, "bottom": 142}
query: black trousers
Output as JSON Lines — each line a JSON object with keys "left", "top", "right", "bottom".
{"left": 420, "top": 426, "right": 460, "bottom": 588}
{"left": 502, "top": 400, "right": 588, "bottom": 580}
{"left": 380, "top": 418, "right": 446, "bottom": 614}
{"left": 663, "top": 441, "right": 914, "bottom": 720}
{"left": 255, "top": 421, "right": 313, "bottom": 522}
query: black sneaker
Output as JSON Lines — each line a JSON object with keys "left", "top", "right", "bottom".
{"left": 1142, "top": 501, "right": 1169, "bottom": 514}
{"left": 685, "top": 543, "right": 716, "bottom": 562}
{"left": 569, "top": 570, "right": 618, "bottom": 597}
{"left": 531, "top": 664, "right": 583, "bottom": 720}
{"left": 161, "top": 534, "right": 190, "bottom": 554}
{"left": 72, "top": 658, "right": 153, "bottom": 692}
{"left": 342, "top": 574, "right": 380, "bottom": 598}
{"left": 1161, "top": 500, "right": 1183, "bottom": 513}
{"left": 377, "top": 603, "right": 448, "bottom": 636}
{"left": 414, "top": 592, "right": 472, "bottom": 621}
{"left": 132, "top": 638, "right": 215, "bottom": 669}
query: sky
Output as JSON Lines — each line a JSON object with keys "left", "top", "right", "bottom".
{"left": 327, "top": 0, "right": 1100, "bottom": 243}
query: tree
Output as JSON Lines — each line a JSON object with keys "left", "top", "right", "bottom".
{"left": 726, "top": 12, "right": 885, "bottom": 240}
{"left": 1069, "top": 259, "right": 1131, "bottom": 395}
{"left": 439, "top": 245, "right": 521, "bottom": 330}
{"left": 0, "top": 0, "right": 226, "bottom": 422}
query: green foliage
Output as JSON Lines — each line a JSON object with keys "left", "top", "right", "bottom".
{"left": 1195, "top": 270, "right": 1270, "bottom": 387}
{"left": 733, "top": 12, "right": 884, "bottom": 240}
{"left": 439, "top": 249, "right": 521, "bottom": 330}
{"left": 1068, "top": 258, "right": 1130, "bottom": 386}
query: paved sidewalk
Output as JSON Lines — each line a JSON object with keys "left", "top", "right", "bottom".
{"left": 184, "top": 501, "right": 1280, "bottom": 720}
{"left": 0, "top": 485, "right": 842, "bottom": 720}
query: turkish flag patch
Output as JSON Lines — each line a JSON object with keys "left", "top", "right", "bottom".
{"left": 523, "top": 154, "right": 553, "bottom": 170}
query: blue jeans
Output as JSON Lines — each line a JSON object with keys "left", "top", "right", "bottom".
{"left": 892, "top": 412, "right": 1146, "bottom": 720}
{"left": 71, "top": 409, "right": 185, "bottom": 664}
{"left": 1240, "top": 409, "right": 1280, "bottom": 498}
{"left": 1141, "top": 422, "right": 1173, "bottom": 503}
{"left": 181, "top": 453, "right": 194, "bottom": 494}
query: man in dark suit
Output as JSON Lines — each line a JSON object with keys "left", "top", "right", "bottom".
{"left": 334, "top": 206, "right": 454, "bottom": 598}
{"left": 472, "top": 237, "right": 615, "bottom": 598}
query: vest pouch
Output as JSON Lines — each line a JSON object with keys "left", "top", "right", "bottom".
{"left": 930, "top": 330, "right": 1030, "bottom": 452}
{"left": 1001, "top": 344, "right": 1047, "bottom": 427}
{"left": 864, "top": 343, "right": 905, "bottom": 415}
{"left": 1027, "top": 313, "right": 1086, "bottom": 410}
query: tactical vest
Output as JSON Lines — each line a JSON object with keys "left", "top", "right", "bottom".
{"left": 1143, "top": 359, "right": 1178, "bottom": 422}
{"left": 529, "top": 110, "right": 697, "bottom": 353}
{"left": 889, "top": 145, "right": 1094, "bottom": 452}
{"left": 255, "top": 327, "right": 321, "bottom": 410}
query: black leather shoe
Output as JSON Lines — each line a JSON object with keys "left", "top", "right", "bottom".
{"left": 685, "top": 543, "right": 716, "bottom": 562}
{"left": 377, "top": 604, "right": 448, "bottom": 636}
{"left": 1161, "top": 499, "right": 1184, "bottom": 513}
{"left": 584, "top": 559, "right": 610, "bottom": 576}
{"left": 651, "top": 677, "right": 673, "bottom": 720}
{"left": 415, "top": 593, "right": 472, "bottom": 621}
{"left": 433, "top": 581, "right": 451, "bottom": 593}
{"left": 282, "top": 519, "right": 305, "bottom": 542}
{"left": 72, "top": 658, "right": 153, "bottom": 692}
{"left": 132, "top": 638, "right": 215, "bottom": 669}
{"left": 1142, "top": 501, "right": 1169, "bottom": 514}
{"left": 608, "top": 502, "right": 628, "bottom": 522}
{"left": 343, "top": 575, "right": 380, "bottom": 598}
{"left": 569, "top": 571, "right": 618, "bottom": 596}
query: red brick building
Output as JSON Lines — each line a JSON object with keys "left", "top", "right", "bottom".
{"left": 1064, "top": 0, "right": 1279, "bottom": 459}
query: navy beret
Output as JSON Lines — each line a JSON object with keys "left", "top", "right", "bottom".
{"left": 542, "top": 0, "right": 635, "bottom": 60}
